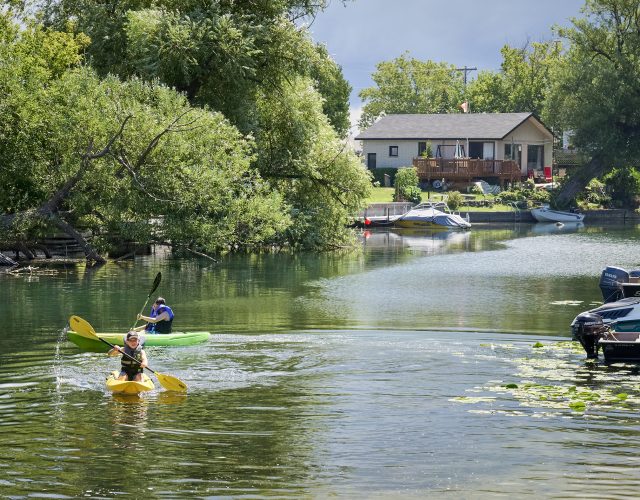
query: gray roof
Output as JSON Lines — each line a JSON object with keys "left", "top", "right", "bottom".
{"left": 354, "top": 113, "right": 550, "bottom": 140}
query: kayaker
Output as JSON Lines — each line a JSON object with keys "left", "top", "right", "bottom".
{"left": 107, "top": 331, "right": 148, "bottom": 382}
{"left": 136, "top": 297, "right": 174, "bottom": 334}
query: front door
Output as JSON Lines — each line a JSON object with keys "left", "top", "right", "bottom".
{"left": 367, "top": 153, "right": 376, "bottom": 170}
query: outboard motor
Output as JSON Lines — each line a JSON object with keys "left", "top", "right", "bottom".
{"left": 572, "top": 312, "right": 609, "bottom": 359}
{"left": 599, "top": 266, "right": 629, "bottom": 303}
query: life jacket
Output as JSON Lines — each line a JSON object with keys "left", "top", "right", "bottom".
{"left": 145, "top": 305, "right": 174, "bottom": 334}
{"left": 120, "top": 344, "right": 144, "bottom": 374}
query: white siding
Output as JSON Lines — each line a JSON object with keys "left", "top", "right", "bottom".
{"left": 361, "top": 140, "right": 420, "bottom": 169}
{"left": 359, "top": 116, "right": 554, "bottom": 176}
{"left": 501, "top": 120, "right": 554, "bottom": 175}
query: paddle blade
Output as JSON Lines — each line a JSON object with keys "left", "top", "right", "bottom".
{"left": 69, "top": 315, "right": 98, "bottom": 340}
{"left": 150, "top": 272, "right": 162, "bottom": 296}
{"left": 155, "top": 372, "right": 188, "bottom": 392}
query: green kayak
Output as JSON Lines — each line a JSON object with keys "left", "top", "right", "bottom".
{"left": 67, "top": 330, "right": 210, "bottom": 352}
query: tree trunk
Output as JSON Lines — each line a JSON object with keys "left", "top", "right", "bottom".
{"left": 0, "top": 251, "right": 17, "bottom": 266}
{"left": 50, "top": 215, "right": 106, "bottom": 265}
{"left": 553, "top": 153, "right": 610, "bottom": 208}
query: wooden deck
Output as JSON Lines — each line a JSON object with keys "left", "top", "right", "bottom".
{"left": 413, "top": 158, "right": 521, "bottom": 187}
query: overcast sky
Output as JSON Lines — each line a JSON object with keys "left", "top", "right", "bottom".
{"left": 306, "top": 0, "right": 585, "bottom": 132}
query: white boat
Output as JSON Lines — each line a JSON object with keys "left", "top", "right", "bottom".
{"left": 365, "top": 202, "right": 471, "bottom": 230}
{"left": 530, "top": 205, "right": 584, "bottom": 223}
{"left": 571, "top": 266, "right": 640, "bottom": 359}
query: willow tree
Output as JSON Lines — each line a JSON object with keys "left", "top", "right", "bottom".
{"left": 255, "top": 77, "right": 371, "bottom": 249}
{"left": 0, "top": 18, "right": 290, "bottom": 262}
{"left": 547, "top": 0, "right": 640, "bottom": 207}
{"left": 36, "top": 0, "right": 361, "bottom": 248}
{"left": 40, "top": 0, "right": 351, "bottom": 136}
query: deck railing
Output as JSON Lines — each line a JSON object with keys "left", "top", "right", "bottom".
{"left": 413, "top": 157, "right": 521, "bottom": 186}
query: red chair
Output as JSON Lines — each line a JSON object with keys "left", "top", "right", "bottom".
{"left": 543, "top": 166, "right": 552, "bottom": 182}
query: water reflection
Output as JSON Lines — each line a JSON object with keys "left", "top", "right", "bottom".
{"left": 529, "top": 221, "right": 585, "bottom": 234}
{"left": 108, "top": 395, "right": 150, "bottom": 445}
{"left": 2, "top": 224, "right": 640, "bottom": 496}
{"left": 362, "top": 228, "right": 471, "bottom": 254}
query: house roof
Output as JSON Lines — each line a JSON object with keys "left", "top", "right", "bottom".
{"left": 354, "top": 112, "right": 552, "bottom": 140}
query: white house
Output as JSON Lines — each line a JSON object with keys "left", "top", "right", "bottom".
{"left": 354, "top": 112, "right": 554, "bottom": 178}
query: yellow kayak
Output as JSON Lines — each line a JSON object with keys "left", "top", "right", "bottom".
{"left": 105, "top": 370, "right": 154, "bottom": 394}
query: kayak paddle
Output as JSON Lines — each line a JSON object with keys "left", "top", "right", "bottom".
{"left": 69, "top": 315, "right": 187, "bottom": 393}
{"left": 131, "top": 271, "right": 162, "bottom": 331}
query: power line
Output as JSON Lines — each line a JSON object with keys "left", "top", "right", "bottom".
{"left": 455, "top": 66, "right": 477, "bottom": 87}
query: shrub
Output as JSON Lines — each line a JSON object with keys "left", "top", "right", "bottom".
{"left": 369, "top": 167, "right": 397, "bottom": 186}
{"left": 446, "top": 191, "right": 463, "bottom": 211}
{"left": 603, "top": 167, "right": 640, "bottom": 208}
{"left": 394, "top": 167, "right": 421, "bottom": 202}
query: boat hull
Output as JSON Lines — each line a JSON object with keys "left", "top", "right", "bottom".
{"left": 68, "top": 330, "right": 211, "bottom": 352}
{"left": 106, "top": 370, "right": 154, "bottom": 394}
{"left": 531, "top": 207, "right": 584, "bottom": 223}
{"left": 394, "top": 219, "right": 452, "bottom": 229}
{"left": 599, "top": 331, "right": 640, "bottom": 363}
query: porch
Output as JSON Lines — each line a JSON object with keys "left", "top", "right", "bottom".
{"left": 413, "top": 157, "right": 522, "bottom": 187}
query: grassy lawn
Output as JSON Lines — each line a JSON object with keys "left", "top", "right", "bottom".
{"left": 365, "top": 186, "right": 515, "bottom": 211}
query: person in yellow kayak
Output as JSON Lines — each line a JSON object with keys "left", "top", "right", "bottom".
{"left": 107, "top": 331, "right": 148, "bottom": 381}
{"left": 135, "top": 297, "right": 174, "bottom": 334}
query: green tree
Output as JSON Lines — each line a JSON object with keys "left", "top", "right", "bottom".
{"left": 42, "top": 0, "right": 348, "bottom": 136}
{"left": 467, "top": 41, "right": 561, "bottom": 116}
{"left": 358, "top": 53, "right": 465, "bottom": 129}
{"left": 36, "top": 0, "right": 365, "bottom": 250}
{"left": 0, "top": 18, "right": 290, "bottom": 261}
{"left": 547, "top": 0, "right": 640, "bottom": 207}
{"left": 310, "top": 44, "right": 352, "bottom": 138}
{"left": 603, "top": 167, "right": 640, "bottom": 209}
{"left": 254, "top": 76, "right": 371, "bottom": 249}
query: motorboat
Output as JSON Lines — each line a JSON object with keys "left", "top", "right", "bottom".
{"left": 364, "top": 202, "right": 471, "bottom": 230}
{"left": 572, "top": 313, "right": 640, "bottom": 363}
{"left": 530, "top": 205, "right": 584, "bottom": 223}
{"left": 571, "top": 266, "right": 640, "bottom": 361}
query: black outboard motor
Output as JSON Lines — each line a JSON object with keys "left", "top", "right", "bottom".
{"left": 599, "top": 266, "right": 629, "bottom": 303}
{"left": 572, "top": 312, "right": 609, "bottom": 359}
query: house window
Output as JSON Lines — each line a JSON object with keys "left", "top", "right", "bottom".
{"left": 435, "top": 144, "right": 465, "bottom": 159}
{"left": 527, "top": 145, "right": 544, "bottom": 169}
{"left": 389, "top": 146, "right": 398, "bottom": 157}
{"left": 505, "top": 144, "right": 522, "bottom": 166}
{"left": 418, "top": 142, "right": 426, "bottom": 156}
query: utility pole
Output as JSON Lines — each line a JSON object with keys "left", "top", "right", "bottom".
{"left": 455, "top": 66, "right": 477, "bottom": 88}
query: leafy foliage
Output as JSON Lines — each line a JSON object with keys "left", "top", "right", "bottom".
{"left": 0, "top": 18, "right": 291, "bottom": 254}
{"left": 393, "top": 167, "right": 421, "bottom": 204}
{"left": 548, "top": 0, "right": 640, "bottom": 163}
{"left": 445, "top": 191, "right": 463, "bottom": 211}
{"left": 603, "top": 167, "right": 640, "bottom": 209}
{"left": 468, "top": 42, "right": 561, "bottom": 116}
{"left": 358, "top": 53, "right": 465, "bottom": 129}
{"left": 254, "top": 76, "right": 371, "bottom": 249}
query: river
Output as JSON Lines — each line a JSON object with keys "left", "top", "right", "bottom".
{"left": 2, "top": 222, "right": 640, "bottom": 498}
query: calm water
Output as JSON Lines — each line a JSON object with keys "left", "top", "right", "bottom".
{"left": 2, "top": 223, "right": 640, "bottom": 498}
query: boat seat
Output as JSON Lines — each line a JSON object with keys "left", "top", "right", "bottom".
{"left": 604, "top": 331, "right": 640, "bottom": 342}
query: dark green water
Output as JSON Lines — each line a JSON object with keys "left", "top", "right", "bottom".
{"left": 2, "top": 223, "right": 640, "bottom": 497}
